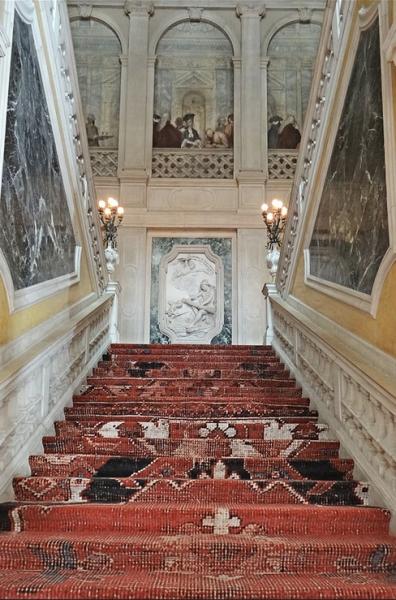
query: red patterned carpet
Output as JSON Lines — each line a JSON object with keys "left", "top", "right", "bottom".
{"left": 0, "top": 343, "right": 395, "bottom": 599}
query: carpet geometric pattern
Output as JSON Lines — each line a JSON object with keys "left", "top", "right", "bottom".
{"left": 0, "top": 343, "right": 395, "bottom": 599}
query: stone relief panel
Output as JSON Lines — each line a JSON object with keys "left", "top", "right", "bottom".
{"left": 267, "top": 22, "right": 322, "bottom": 150}
{"left": 150, "top": 237, "right": 232, "bottom": 344}
{"left": 0, "top": 13, "right": 76, "bottom": 290}
{"left": 308, "top": 19, "right": 389, "bottom": 295}
{"left": 158, "top": 245, "right": 224, "bottom": 343}
{"left": 70, "top": 19, "right": 121, "bottom": 149}
{"left": 153, "top": 22, "right": 234, "bottom": 150}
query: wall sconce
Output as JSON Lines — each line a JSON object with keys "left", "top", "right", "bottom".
{"left": 261, "top": 198, "right": 288, "bottom": 251}
{"left": 98, "top": 197, "right": 124, "bottom": 250}
{"left": 98, "top": 197, "right": 124, "bottom": 278}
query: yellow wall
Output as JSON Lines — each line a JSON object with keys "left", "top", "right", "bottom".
{"left": 291, "top": 0, "right": 396, "bottom": 359}
{"left": 0, "top": 249, "right": 94, "bottom": 347}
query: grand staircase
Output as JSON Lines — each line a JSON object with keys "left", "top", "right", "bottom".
{"left": 0, "top": 343, "right": 395, "bottom": 599}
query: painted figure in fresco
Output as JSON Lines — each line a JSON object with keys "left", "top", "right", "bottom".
{"left": 156, "top": 112, "right": 183, "bottom": 148}
{"left": 181, "top": 113, "right": 202, "bottom": 148}
{"left": 152, "top": 113, "right": 161, "bottom": 146}
{"left": 205, "top": 128, "right": 229, "bottom": 147}
{"left": 267, "top": 115, "right": 283, "bottom": 148}
{"left": 224, "top": 113, "right": 234, "bottom": 147}
{"left": 278, "top": 115, "right": 301, "bottom": 149}
{"left": 86, "top": 114, "right": 100, "bottom": 146}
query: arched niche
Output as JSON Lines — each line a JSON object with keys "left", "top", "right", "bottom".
{"left": 70, "top": 18, "right": 121, "bottom": 149}
{"left": 267, "top": 20, "right": 322, "bottom": 150}
{"left": 153, "top": 21, "right": 234, "bottom": 150}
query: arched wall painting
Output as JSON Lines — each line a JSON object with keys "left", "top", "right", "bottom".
{"left": 70, "top": 19, "right": 121, "bottom": 149}
{"left": 153, "top": 22, "right": 234, "bottom": 151}
{"left": 0, "top": 12, "right": 76, "bottom": 290}
{"left": 267, "top": 22, "right": 322, "bottom": 150}
{"left": 308, "top": 19, "right": 389, "bottom": 295}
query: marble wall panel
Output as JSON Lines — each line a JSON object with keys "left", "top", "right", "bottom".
{"left": 0, "top": 13, "right": 76, "bottom": 290}
{"left": 150, "top": 237, "right": 232, "bottom": 344}
{"left": 309, "top": 19, "right": 389, "bottom": 295}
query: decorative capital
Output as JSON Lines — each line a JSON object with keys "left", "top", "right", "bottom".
{"left": 188, "top": 8, "right": 203, "bottom": 23}
{"left": 298, "top": 7, "right": 312, "bottom": 24}
{"left": 77, "top": 3, "right": 93, "bottom": 19}
{"left": 236, "top": 4, "right": 266, "bottom": 19}
{"left": 261, "top": 56, "right": 270, "bottom": 69}
{"left": 119, "top": 54, "right": 128, "bottom": 66}
{"left": 124, "top": 0, "right": 154, "bottom": 17}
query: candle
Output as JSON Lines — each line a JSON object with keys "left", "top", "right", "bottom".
{"left": 261, "top": 203, "right": 268, "bottom": 213}
{"left": 98, "top": 200, "right": 106, "bottom": 210}
{"left": 266, "top": 212, "right": 274, "bottom": 222}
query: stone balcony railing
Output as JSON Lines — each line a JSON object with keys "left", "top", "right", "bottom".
{"left": 89, "top": 148, "right": 118, "bottom": 178}
{"left": 89, "top": 147, "right": 299, "bottom": 181}
{"left": 267, "top": 150, "right": 299, "bottom": 180}
{"left": 151, "top": 148, "right": 234, "bottom": 179}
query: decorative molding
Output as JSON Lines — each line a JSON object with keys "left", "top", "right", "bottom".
{"left": 270, "top": 296, "right": 396, "bottom": 513}
{"left": 383, "top": 22, "right": 396, "bottom": 66}
{"left": 77, "top": 3, "right": 93, "bottom": 19}
{"left": 236, "top": 4, "right": 266, "bottom": 19}
{"left": 0, "top": 247, "right": 81, "bottom": 314}
{"left": 124, "top": 0, "right": 154, "bottom": 17}
{"left": 188, "top": 8, "right": 203, "bottom": 22}
{"left": 0, "top": 25, "right": 10, "bottom": 57}
{"left": 158, "top": 244, "right": 224, "bottom": 344}
{"left": 298, "top": 7, "right": 312, "bottom": 23}
{"left": 41, "top": 1, "right": 108, "bottom": 293}
{"left": 0, "top": 295, "right": 112, "bottom": 501}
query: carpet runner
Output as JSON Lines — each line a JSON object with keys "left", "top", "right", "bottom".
{"left": 0, "top": 343, "right": 395, "bottom": 599}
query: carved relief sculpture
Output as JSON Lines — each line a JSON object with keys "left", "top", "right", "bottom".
{"left": 158, "top": 246, "right": 224, "bottom": 343}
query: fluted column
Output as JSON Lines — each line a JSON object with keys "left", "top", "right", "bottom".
{"left": 237, "top": 4, "right": 265, "bottom": 178}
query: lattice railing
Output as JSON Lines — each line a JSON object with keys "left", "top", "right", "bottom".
{"left": 268, "top": 150, "right": 299, "bottom": 180}
{"left": 90, "top": 149, "right": 118, "bottom": 177}
{"left": 152, "top": 149, "right": 234, "bottom": 179}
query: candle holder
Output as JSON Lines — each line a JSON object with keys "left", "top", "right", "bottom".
{"left": 261, "top": 199, "right": 288, "bottom": 281}
{"left": 98, "top": 197, "right": 124, "bottom": 278}
{"left": 260, "top": 198, "right": 288, "bottom": 250}
{"left": 98, "top": 197, "right": 124, "bottom": 250}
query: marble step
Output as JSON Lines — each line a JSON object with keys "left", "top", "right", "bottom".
{"left": 86, "top": 373, "right": 293, "bottom": 385}
{"left": 41, "top": 436, "right": 340, "bottom": 459}
{"left": 29, "top": 455, "right": 355, "bottom": 481}
{"left": 0, "top": 502, "right": 390, "bottom": 535}
{"left": 0, "top": 532, "right": 394, "bottom": 575}
{"left": 65, "top": 404, "right": 318, "bottom": 419}
{"left": 1, "top": 570, "right": 396, "bottom": 600}
{"left": 13, "top": 477, "right": 369, "bottom": 505}
{"left": 72, "top": 395, "right": 310, "bottom": 406}
{"left": 54, "top": 418, "right": 329, "bottom": 440}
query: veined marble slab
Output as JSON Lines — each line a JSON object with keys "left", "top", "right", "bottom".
{"left": 309, "top": 19, "right": 389, "bottom": 295}
{"left": 0, "top": 13, "right": 76, "bottom": 290}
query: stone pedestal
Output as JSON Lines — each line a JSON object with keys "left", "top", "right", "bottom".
{"left": 262, "top": 282, "right": 277, "bottom": 345}
{"left": 106, "top": 280, "right": 122, "bottom": 343}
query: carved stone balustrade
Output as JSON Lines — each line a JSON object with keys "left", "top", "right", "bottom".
{"left": 151, "top": 148, "right": 234, "bottom": 179}
{"left": 90, "top": 149, "right": 119, "bottom": 178}
{"left": 268, "top": 150, "right": 299, "bottom": 180}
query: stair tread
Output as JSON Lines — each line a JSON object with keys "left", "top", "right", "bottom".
{"left": 0, "top": 570, "right": 395, "bottom": 599}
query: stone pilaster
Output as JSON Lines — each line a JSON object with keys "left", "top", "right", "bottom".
{"left": 237, "top": 4, "right": 266, "bottom": 177}
{"left": 120, "top": 0, "right": 154, "bottom": 190}
{"left": 236, "top": 4, "right": 266, "bottom": 211}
